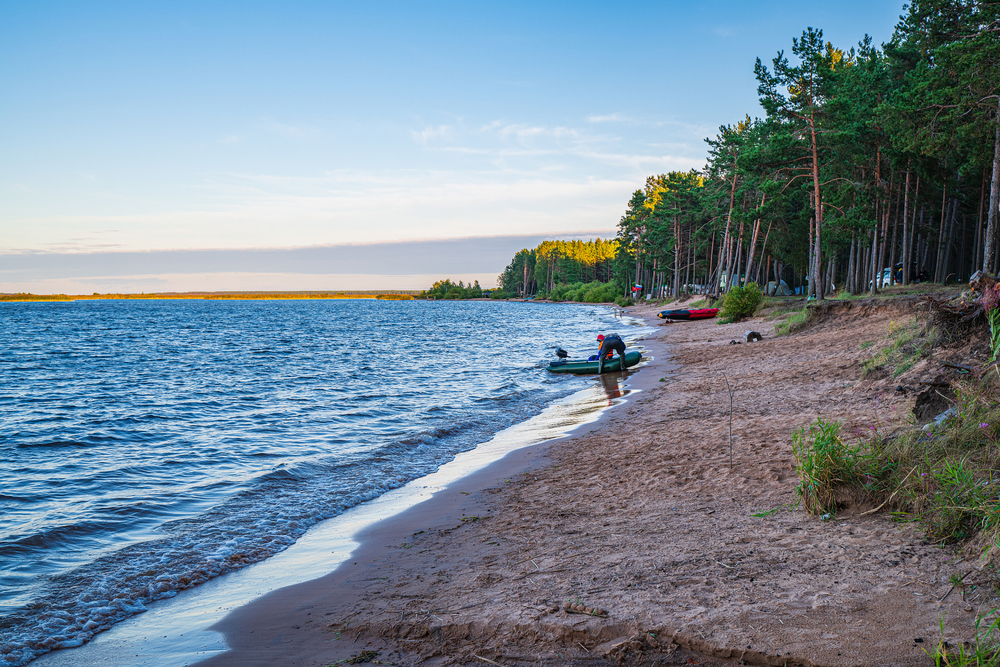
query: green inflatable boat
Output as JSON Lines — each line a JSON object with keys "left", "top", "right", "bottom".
{"left": 546, "top": 350, "right": 643, "bottom": 374}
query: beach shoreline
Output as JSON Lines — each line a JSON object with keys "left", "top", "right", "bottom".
{"left": 198, "top": 298, "right": 986, "bottom": 667}
{"left": 191, "top": 306, "right": 673, "bottom": 667}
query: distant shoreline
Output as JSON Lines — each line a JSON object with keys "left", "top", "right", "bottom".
{"left": 0, "top": 291, "right": 421, "bottom": 303}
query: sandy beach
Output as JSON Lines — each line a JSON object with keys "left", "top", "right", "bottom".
{"left": 196, "top": 298, "right": 987, "bottom": 667}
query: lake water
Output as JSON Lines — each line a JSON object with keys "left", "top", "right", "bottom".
{"left": 0, "top": 298, "right": 645, "bottom": 666}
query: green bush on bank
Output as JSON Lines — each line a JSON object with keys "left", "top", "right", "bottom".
{"left": 420, "top": 279, "right": 483, "bottom": 300}
{"left": 718, "top": 282, "right": 763, "bottom": 323}
{"left": 547, "top": 281, "right": 619, "bottom": 303}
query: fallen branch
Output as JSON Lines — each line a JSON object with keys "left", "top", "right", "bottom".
{"left": 860, "top": 465, "right": 919, "bottom": 516}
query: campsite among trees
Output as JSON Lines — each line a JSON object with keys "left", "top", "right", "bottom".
{"left": 492, "top": 0, "right": 1000, "bottom": 304}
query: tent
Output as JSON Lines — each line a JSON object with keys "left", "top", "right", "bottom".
{"left": 766, "top": 280, "right": 793, "bottom": 296}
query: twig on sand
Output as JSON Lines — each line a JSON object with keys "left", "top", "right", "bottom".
{"left": 577, "top": 641, "right": 591, "bottom": 652}
{"left": 860, "top": 465, "right": 919, "bottom": 516}
{"left": 512, "top": 548, "right": 561, "bottom": 567}
{"left": 711, "top": 558, "right": 735, "bottom": 569}
{"left": 723, "top": 373, "right": 734, "bottom": 469}
{"left": 940, "top": 570, "right": 972, "bottom": 601}
{"left": 473, "top": 655, "right": 504, "bottom": 667}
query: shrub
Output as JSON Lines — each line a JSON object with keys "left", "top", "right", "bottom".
{"left": 718, "top": 282, "right": 763, "bottom": 323}
{"left": 547, "top": 281, "right": 618, "bottom": 303}
{"left": 791, "top": 417, "right": 866, "bottom": 515}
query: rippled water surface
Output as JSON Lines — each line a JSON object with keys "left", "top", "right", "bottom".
{"left": 0, "top": 298, "right": 638, "bottom": 665}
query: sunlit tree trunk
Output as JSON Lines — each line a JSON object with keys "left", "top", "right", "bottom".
{"left": 809, "top": 115, "right": 824, "bottom": 299}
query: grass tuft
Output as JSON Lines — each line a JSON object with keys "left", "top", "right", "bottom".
{"left": 861, "top": 317, "right": 937, "bottom": 378}
{"left": 932, "top": 611, "right": 1000, "bottom": 665}
{"left": 775, "top": 308, "right": 812, "bottom": 336}
{"left": 791, "top": 417, "right": 869, "bottom": 515}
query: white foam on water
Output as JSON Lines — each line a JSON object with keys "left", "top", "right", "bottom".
{"left": 30, "top": 365, "right": 644, "bottom": 667}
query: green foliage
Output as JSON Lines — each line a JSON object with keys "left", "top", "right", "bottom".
{"left": 547, "top": 281, "right": 619, "bottom": 303}
{"left": 932, "top": 611, "right": 1000, "bottom": 666}
{"left": 791, "top": 418, "right": 868, "bottom": 515}
{"left": 496, "top": 239, "right": 618, "bottom": 297}
{"left": 508, "top": 1, "right": 997, "bottom": 305}
{"left": 861, "top": 317, "right": 936, "bottom": 378}
{"left": 805, "top": 363, "right": 1000, "bottom": 549}
{"left": 420, "top": 279, "right": 482, "bottom": 300}
{"left": 718, "top": 282, "right": 763, "bottom": 323}
{"left": 868, "top": 378, "right": 1000, "bottom": 544}
{"left": 774, "top": 308, "right": 812, "bottom": 336}
{"left": 984, "top": 284, "right": 1000, "bottom": 361}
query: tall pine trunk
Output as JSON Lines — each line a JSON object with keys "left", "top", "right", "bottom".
{"left": 986, "top": 97, "right": 1000, "bottom": 274}
{"left": 809, "top": 115, "right": 824, "bottom": 300}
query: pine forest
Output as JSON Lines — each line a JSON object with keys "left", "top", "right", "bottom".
{"left": 493, "top": 0, "right": 1000, "bottom": 304}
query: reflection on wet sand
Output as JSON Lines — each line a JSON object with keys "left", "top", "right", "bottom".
{"left": 599, "top": 372, "right": 630, "bottom": 404}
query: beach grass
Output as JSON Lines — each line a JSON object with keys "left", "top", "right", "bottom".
{"left": 861, "top": 316, "right": 936, "bottom": 378}
{"left": 792, "top": 371, "right": 1000, "bottom": 548}
{"left": 773, "top": 308, "right": 812, "bottom": 336}
{"left": 932, "top": 611, "right": 1000, "bottom": 665}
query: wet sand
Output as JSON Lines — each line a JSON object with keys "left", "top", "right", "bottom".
{"left": 197, "top": 300, "right": 986, "bottom": 667}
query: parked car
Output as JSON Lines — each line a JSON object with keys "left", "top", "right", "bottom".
{"left": 869, "top": 267, "right": 893, "bottom": 289}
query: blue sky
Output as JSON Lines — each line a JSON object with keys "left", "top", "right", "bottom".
{"left": 1, "top": 0, "right": 903, "bottom": 292}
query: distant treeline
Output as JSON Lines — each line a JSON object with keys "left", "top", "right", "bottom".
{"left": 0, "top": 292, "right": 417, "bottom": 302}
{"left": 495, "top": 239, "right": 618, "bottom": 298}
{"left": 419, "top": 279, "right": 485, "bottom": 300}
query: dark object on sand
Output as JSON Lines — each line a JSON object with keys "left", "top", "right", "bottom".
{"left": 744, "top": 331, "right": 762, "bottom": 343}
{"left": 347, "top": 650, "right": 380, "bottom": 664}
{"left": 548, "top": 350, "right": 642, "bottom": 374}
{"left": 657, "top": 308, "right": 719, "bottom": 321}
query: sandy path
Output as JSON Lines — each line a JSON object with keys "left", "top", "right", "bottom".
{"left": 200, "top": 299, "right": 986, "bottom": 667}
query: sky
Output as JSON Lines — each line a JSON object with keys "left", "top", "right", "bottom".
{"left": 1, "top": 0, "right": 905, "bottom": 292}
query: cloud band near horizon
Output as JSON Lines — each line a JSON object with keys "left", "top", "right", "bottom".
{"left": 0, "top": 232, "right": 617, "bottom": 294}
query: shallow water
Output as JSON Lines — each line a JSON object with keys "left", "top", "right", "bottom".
{"left": 0, "top": 298, "right": 645, "bottom": 665}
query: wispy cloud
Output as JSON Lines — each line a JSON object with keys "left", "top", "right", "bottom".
{"left": 219, "top": 135, "right": 243, "bottom": 144}
{"left": 258, "top": 118, "right": 313, "bottom": 138}
{"left": 411, "top": 124, "right": 453, "bottom": 145}
{"left": 586, "top": 112, "right": 634, "bottom": 124}
{"left": 408, "top": 114, "right": 703, "bottom": 176}
{"left": 0, "top": 169, "right": 635, "bottom": 255}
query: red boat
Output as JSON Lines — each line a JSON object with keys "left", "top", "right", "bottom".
{"left": 657, "top": 308, "right": 719, "bottom": 321}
